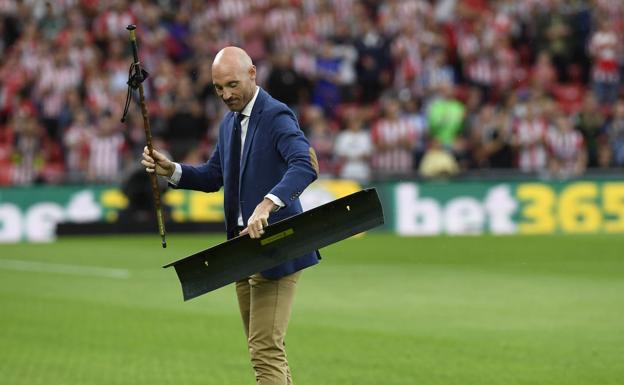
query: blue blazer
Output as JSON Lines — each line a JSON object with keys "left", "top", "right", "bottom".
{"left": 175, "top": 88, "right": 320, "bottom": 279}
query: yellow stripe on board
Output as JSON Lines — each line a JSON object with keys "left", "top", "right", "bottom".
{"left": 260, "top": 228, "right": 294, "bottom": 246}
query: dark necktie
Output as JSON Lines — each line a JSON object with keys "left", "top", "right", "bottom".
{"left": 226, "top": 112, "right": 244, "bottom": 236}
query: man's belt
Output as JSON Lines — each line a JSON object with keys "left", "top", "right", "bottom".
{"left": 163, "top": 188, "right": 385, "bottom": 301}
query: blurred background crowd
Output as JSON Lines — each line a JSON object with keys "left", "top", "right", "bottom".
{"left": 1, "top": 0, "right": 623, "bottom": 187}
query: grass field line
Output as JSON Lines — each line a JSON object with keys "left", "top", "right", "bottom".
{"left": 0, "top": 259, "right": 130, "bottom": 279}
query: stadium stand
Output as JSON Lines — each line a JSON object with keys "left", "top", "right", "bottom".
{"left": 0, "top": 0, "right": 623, "bottom": 186}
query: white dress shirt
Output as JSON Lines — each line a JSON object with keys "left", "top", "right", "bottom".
{"left": 168, "top": 86, "right": 284, "bottom": 226}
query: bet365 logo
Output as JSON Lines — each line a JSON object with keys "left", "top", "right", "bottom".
{"left": 395, "top": 182, "right": 624, "bottom": 235}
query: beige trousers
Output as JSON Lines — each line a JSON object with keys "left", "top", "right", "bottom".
{"left": 235, "top": 271, "right": 301, "bottom": 385}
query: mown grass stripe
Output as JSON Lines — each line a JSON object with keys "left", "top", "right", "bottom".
{"left": 0, "top": 259, "right": 130, "bottom": 279}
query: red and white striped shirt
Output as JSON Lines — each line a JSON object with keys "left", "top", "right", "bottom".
{"left": 266, "top": 5, "right": 300, "bottom": 34}
{"left": 513, "top": 118, "right": 548, "bottom": 172}
{"left": 546, "top": 126, "right": 584, "bottom": 166}
{"left": 391, "top": 32, "right": 422, "bottom": 90}
{"left": 466, "top": 55, "right": 496, "bottom": 86}
{"left": 36, "top": 61, "right": 81, "bottom": 117}
{"left": 494, "top": 45, "right": 518, "bottom": 91}
{"left": 371, "top": 117, "right": 422, "bottom": 173}
{"left": 88, "top": 132, "right": 125, "bottom": 183}
{"left": 217, "top": 0, "right": 250, "bottom": 21}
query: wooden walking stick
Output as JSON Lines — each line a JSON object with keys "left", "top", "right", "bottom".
{"left": 121, "top": 24, "right": 167, "bottom": 248}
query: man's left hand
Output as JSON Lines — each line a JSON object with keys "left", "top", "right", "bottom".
{"left": 241, "top": 198, "right": 278, "bottom": 238}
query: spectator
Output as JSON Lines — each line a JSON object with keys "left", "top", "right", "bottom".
{"left": 588, "top": 19, "right": 621, "bottom": 106}
{"left": 371, "top": 97, "right": 420, "bottom": 176}
{"left": 493, "top": 36, "right": 519, "bottom": 97}
{"left": 419, "top": 140, "right": 460, "bottom": 179}
{"left": 93, "top": 1, "right": 135, "bottom": 44}
{"left": 9, "top": 107, "right": 63, "bottom": 185}
{"left": 546, "top": 114, "right": 587, "bottom": 178}
{"left": 63, "top": 109, "right": 92, "bottom": 183}
{"left": 166, "top": 9, "right": 193, "bottom": 63}
{"left": 402, "top": 96, "right": 428, "bottom": 168}
{"left": 460, "top": 19, "right": 496, "bottom": 102}
{"left": 355, "top": 18, "right": 391, "bottom": 103}
{"left": 330, "top": 23, "right": 358, "bottom": 103}
{"left": 535, "top": 0, "right": 573, "bottom": 81}
{"left": 312, "top": 42, "right": 342, "bottom": 115}
{"left": 390, "top": 22, "right": 423, "bottom": 95}
{"left": 470, "top": 105, "right": 513, "bottom": 168}
{"left": 34, "top": 43, "right": 81, "bottom": 139}
{"left": 124, "top": 113, "right": 148, "bottom": 160}
{"left": 575, "top": 93, "right": 608, "bottom": 167}
{"left": 427, "top": 82, "right": 466, "bottom": 153}
{"left": 605, "top": 100, "right": 624, "bottom": 167}
{"left": 463, "top": 86, "right": 484, "bottom": 140}
{"left": 86, "top": 112, "right": 126, "bottom": 183}
{"left": 419, "top": 46, "right": 454, "bottom": 97}
{"left": 334, "top": 107, "right": 373, "bottom": 182}
{"left": 164, "top": 76, "right": 207, "bottom": 161}
{"left": 266, "top": 52, "right": 309, "bottom": 109}
{"left": 511, "top": 99, "right": 549, "bottom": 174}
{"left": 37, "top": 2, "right": 64, "bottom": 41}
{"left": 303, "top": 106, "right": 336, "bottom": 177}
{"left": 530, "top": 51, "right": 558, "bottom": 95}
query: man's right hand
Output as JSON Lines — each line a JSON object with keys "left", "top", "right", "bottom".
{"left": 141, "top": 146, "right": 175, "bottom": 178}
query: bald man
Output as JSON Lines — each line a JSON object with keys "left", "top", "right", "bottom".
{"left": 142, "top": 47, "right": 320, "bottom": 385}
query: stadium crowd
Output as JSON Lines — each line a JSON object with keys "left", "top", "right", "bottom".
{"left": 1, "top": 0, "right": 623, "bottom": 186}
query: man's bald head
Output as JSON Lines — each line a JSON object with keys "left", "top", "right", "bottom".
{"left": 212, "top": 46, "right": 257, "bottom": 112}
{"left": 214, "top": 47, "right": 253, "bottom": 72}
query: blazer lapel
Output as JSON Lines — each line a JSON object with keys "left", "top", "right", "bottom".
{"left": 240, "top": 89, "right": 266, "bottom": 179}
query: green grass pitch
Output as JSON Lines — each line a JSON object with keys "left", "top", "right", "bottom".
{"left": 1, "top": 233, "right": 623, "bottom": 385}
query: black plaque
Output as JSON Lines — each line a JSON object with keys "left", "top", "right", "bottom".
{"left": 164, "top": 188, "right": 384, "bottom": 300}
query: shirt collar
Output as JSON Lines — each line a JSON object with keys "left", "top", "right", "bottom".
{"left": 240, "top": 86, "right": 260, "bottom": 118}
